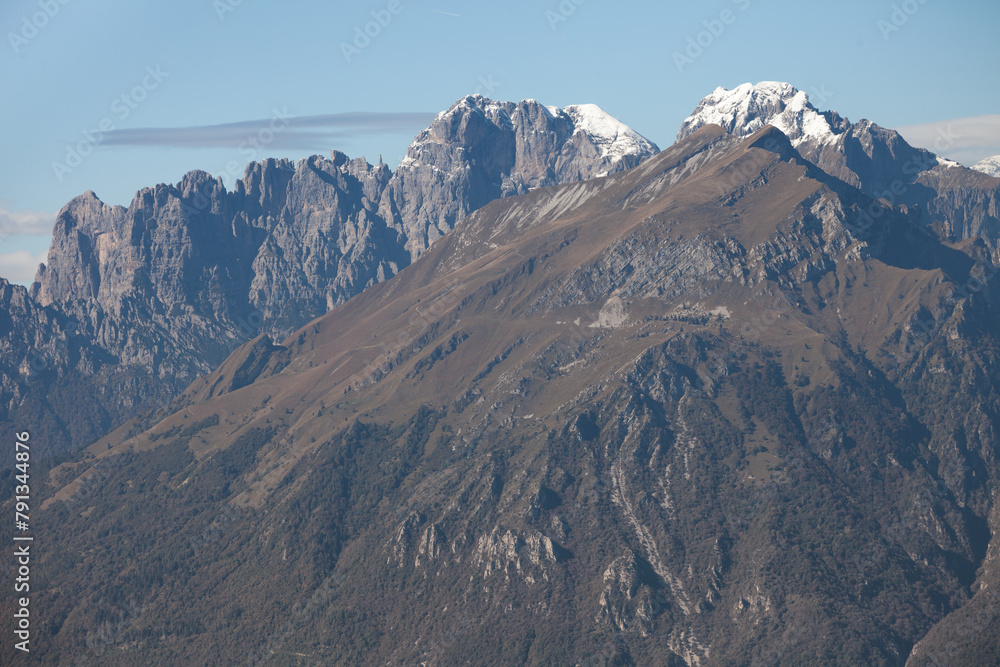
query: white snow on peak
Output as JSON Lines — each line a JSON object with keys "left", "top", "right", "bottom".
{"left": 401, "top": 97, "right": 657, "bottom": 172}
{"left": 560, "top": 103, "right": 659, "bottom": 164}
{"left": 678, "top": 81, "right": 840, "bottom": 148}
{"left": 971, "top": 155, "right": 1000, "bottom": 177}
{"left": 434, "top": 94, "right": 509, "bottom": 123}
{"left": 564, "top": 104, "right": 629, "bottom": 140}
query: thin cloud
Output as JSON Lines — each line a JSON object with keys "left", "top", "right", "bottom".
{"left": 0, "top": 206, "right": 56, "bottom": 236}
{"left": 102, "top": 112, "right": 437, "bottom": 150}
{"left": 0, "top": 248, "right": 47, "bottom": 286}
{"left": 894, "top": 114, "right": 1000, "bottom": 166}
{"left": 425, "top": 8, "right": 460, "bottom": 16}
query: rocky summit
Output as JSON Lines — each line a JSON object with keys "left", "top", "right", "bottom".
{"left": 22, "top": 113, "right": 1000, "bottom": 665}
{"left": 680, "top": 82, "right": 1000, "bottom": 249}
{"left": 386, "top": 96, "right": 660, "bottom": 260}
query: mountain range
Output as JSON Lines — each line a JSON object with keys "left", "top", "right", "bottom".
{"left": 1, "top": 97, "right": 658, "bottom": 458}
{"left": 4, "top": 82, "right": 1000, "bottom": 665}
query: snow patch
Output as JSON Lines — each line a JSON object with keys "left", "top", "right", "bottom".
{"left": 678, "top": 81, "right": 840, "bottom": 148}
{"left": 400, "top": 96, "right": 658, "bottom": 173}
{"left": 562, "top": 103, "right": 659, "bottom": 168}
{"left": 971, "top": 155, "right": 1000, "bottom": 177}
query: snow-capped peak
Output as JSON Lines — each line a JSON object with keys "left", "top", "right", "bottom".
{"left": 440, "top": 94, "right": 513, "bottom": 128}
{"left": 559, "top": 103, "right": 659, "bottom": 165}
{"left": 677, "top": 81, "right": 842, "bottom": 148}
{"left": 971, "top": 155, "right": 1000, "bottom": 177}
{"left": 400, "top": 96, "right": 658, "bottom": 172}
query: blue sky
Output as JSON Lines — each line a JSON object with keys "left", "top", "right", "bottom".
{"left": 1, "top": 0, "right": 998, "bottom": 283}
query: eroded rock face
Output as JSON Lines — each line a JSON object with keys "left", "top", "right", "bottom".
{"left": 247, "top": 153, "right": 403, "bottom": 336}
{"left": 17, "top": 155, "right": 399, "bottom": 454}
{"left": 0, "top": 277, "right": 125, "bottom": 454}
{"left": 382, "top": 95, "right": 659, "bottom": 259}
{"left": 471, "top": 526, "right": 562, "bottom": 580}
{"left": 597, "top": 551, "right": 665, "bottom": 638}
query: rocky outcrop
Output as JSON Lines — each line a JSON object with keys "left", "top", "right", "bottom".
{"left": 381, "top": 95, "right": 659, "bottom": 259}
{"left": 915, "top": 166, "right": 1000, "bottom": 245}
{"left": 596, "top": 551, "right": 667, "bottom": 637}
{"left": 0, "top": 277, "right": 122, "bottom": 454}
{"left": 247, "top": 152, "right": 404, "bottom": 336}
{"left": 471, "top": 526, "right": 562, "bottom": 580}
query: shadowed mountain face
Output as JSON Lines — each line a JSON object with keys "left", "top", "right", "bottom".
{"left": 0, "top": 278, "right": 121, "bottom": 455}
{"left": 1, "top": 96, "right": 658, "bottom": 456}
{"left": 22, "top": 125, "right": 1000, "bottom": 665}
